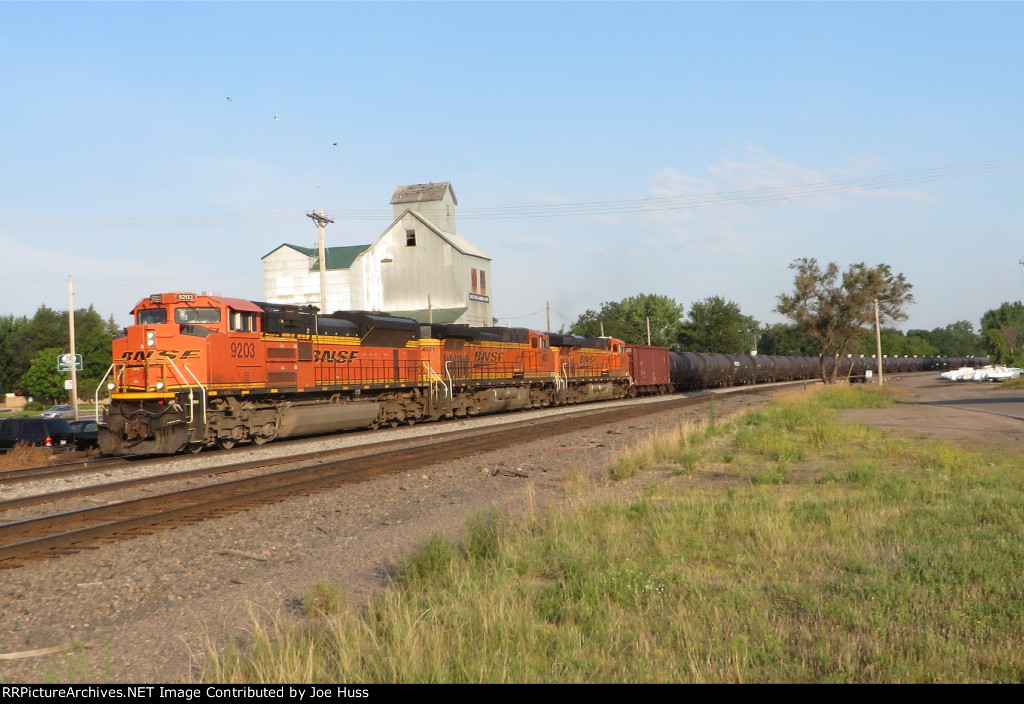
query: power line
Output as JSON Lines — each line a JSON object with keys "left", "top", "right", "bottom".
{"left": 2, "top": 156, "right": 1022, "bottom": 231}
{"left": 5, "top": 271, "right": 260, "bottom": 284}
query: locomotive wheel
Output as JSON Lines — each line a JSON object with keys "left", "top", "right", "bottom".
{"left": 185, "top": 443, "right": 204, "bottom": 454}
{"left": 251, "top": 435, "right": 270, "bottom": 446}
{"left": 218, "top": 438, "right": 236, "bottom": 450}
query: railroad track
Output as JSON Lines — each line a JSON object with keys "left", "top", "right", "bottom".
{"left": 0, "top": 384, "right": 792, "bottom": 567}
{"left": 0, "top": 455, "right": 131, "bottom": 484}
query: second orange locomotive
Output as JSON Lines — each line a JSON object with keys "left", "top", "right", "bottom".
{"left": 100, "top": 292, "right": 631, "bottom": 455}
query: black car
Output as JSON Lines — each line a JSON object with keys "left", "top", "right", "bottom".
{"left": 0, "top": 417, "right": 77, "bottom": 452}
{"left": 68, "top": 419, "right": 100, "bottom": 450}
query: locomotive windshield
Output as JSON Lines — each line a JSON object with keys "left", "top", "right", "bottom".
{"left": 175, "top": 307, "right": 221, "bottom": 324}
{"left": 137, "top": 309, "right": 167, "bottom": 325}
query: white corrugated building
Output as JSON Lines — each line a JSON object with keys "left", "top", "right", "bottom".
{"left": 262, "top": 182, "right": 493, "bottom": 326}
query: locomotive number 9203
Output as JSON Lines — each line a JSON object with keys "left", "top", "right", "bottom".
{"left": 230, "top": 342, "right": 257, "bottom": 358}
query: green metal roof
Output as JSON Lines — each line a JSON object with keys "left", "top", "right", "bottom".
{"left": 263, "top": 243, "right": 370, "bottom": 271}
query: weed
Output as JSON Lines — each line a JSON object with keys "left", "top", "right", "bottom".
{"left": 302, "top": 580, "right": 345, "bottom": 618}
{"left": 463, "top": 507, "right": 507, "bottom": 562}
{"left": 610, "top": 457, "right": 638, "bottom": 481}
{"left": 0, "top": 443, "right": 54, "bottom": 470}
{"left": 395, "top": 533, "right": 459, "bottom": 585}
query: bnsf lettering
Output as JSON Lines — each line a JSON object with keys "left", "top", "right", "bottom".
{"left": 120, "top": 349, "right": 201, "bottom": 361}
{"left": 313, "top": 350, "right": 360, "bottom": 364}
{"left": 579, "top": 355, "right": 597, "bottom": 366}
{"left": 230, "top": 342, "right": 257, "bottom": 358}
{"left": 474, "top": 351, "right": 503, "bottom": 363}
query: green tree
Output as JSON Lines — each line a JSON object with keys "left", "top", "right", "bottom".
{"left": 570, "top": 293, "right": 685, "bottom": 346}
{"left": 0, "top": 314, "right": 24, "bottom": 395}
{"left": 0, "top": 305, "right": 118, "bottom": 397}
{"left": 776, "top": 258, "right": 914, "bottom": 384}
{"left": 980, "top": 302, "right": 1024, "bottom": 365}
{"left": 758, "top": 323, "right": 818, "bottom": 356}
{"left": 0, "top": 314, "right": 32, "bottom": 395}
{"left": 23, "top": 347, "right": 67, "bottom": 404}
{"left": 906, "top": 321, "right": 985, "bottom": 357}
{"left": 105, "top": 313, "right": 124, "bottom": 339}
{"left": 77, "top": 327, "right": 114, "bottom": 400}
{"left": 72, "top": 306, "right": 114, "bottom": 397}
{"left": 0, "top": 306, "right": 65, "bottom": 396}
{"left": 679, "top": 296, "right": 758, "bottom": 353}
{"left": 852, "top": 327, "right": 937, "bottom": 357}
{"left": 903, "top": 334, "right": 940, "bottom": 358}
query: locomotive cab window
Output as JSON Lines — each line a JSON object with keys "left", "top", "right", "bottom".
{"left": 175, "top": 307, "right": 221, "bottom": 325}
{"left": 137, "top": 309, "right": 168, "bottom": 325}
{"left": 229, "top": 311, "right": 259, "bottom": 333}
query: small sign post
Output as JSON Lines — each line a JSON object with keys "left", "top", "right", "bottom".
{"left": 57, "top": 353, "right": 83, "bottom": 372}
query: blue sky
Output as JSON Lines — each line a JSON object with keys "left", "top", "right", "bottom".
{"left": 3, "top": 1, "right": 1023, "bottom": 336}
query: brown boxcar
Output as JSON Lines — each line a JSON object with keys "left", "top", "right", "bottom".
{"left": 624, "top": 344, "right": 672, "bottom": 395}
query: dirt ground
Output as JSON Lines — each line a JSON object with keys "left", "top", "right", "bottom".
{"left": 1, "top": 373, "right": 1020, "bottom": 683}
{"left": 841, "top": 372, "right": 1024, "bottom": 451}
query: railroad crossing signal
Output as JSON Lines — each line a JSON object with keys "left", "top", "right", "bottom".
{"left": 58, "top": 353, "right": 83, "bottom": 372}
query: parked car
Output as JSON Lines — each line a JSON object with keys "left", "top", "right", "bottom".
{"left": 41, "top": 404, "right": 75, "bottom": 420}
{"left": 68, "top": 419, "right": 100, "bottom": 450}
{"left": 0, "top": 417, "right": 77, "bottom": 452}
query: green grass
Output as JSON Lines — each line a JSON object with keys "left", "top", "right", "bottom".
{"left": 997, "top": 376, "right": 1024, "bottom": 391}
{"left": 203, "top": 385, "right": 1024, "bottom": 683}
{"left": 0, "top": 404, "right": 101, "bottom": 419}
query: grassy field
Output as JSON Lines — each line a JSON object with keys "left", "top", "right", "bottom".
{"left": 998, "top": 376, "right": 1024, "bottom": 391}
{"left": 194, "top": 386, "right": 1023, "bottom": 682}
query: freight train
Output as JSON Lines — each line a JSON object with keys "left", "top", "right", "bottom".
{"left": 96, "top": 292, "right": 987, "bottom": 455}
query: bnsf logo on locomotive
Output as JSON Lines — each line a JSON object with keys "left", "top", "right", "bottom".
{"left": 474, "top": 351, "right": 503, "bottom": 363}
{"left": 313, "top": 349, "right": 360, "bottom": 364}
{"left": 120, "top": 349, "right": 201, "bottom": 361}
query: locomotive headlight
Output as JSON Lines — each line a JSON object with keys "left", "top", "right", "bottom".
{"left": 146, "top": 330, "right": 156, "bottom": 347}
{"left": 155, "top": 381, "right": 165, "bottom": 390}
{"left": 107, "top": 382, "right": 116, "bottom": 390}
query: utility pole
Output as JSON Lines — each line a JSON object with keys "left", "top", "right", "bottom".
{"left": 307, "top": 210, "right": 334, "bottom": 312}
{"left": 874, "top": 298, "right": 884, "bottom": 386}
{"left": 67, "top": 276, "right": 79, "bottom": 420}
{"left": 546, "top": 302, "right": 551, "bottom": 333}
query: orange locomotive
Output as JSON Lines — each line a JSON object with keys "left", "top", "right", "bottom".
{"left": 99, "top": 293, "right": 631, "bottom": 455}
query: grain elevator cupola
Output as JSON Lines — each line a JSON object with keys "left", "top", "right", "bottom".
{"left": 391, "top": 182, "right": 457, "bottom": 235}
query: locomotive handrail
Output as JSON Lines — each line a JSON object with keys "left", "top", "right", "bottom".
{"left": 163, "top": 359, "right": 207, "bottom": 429}
{"left": 421, "top": 361, "right": 449, "bottom": 397}
{"left": 93, "top": 364, "right": 115, "bottom": 423}
{"left": 422, "top": 361, "right": 451, "bottom": 416}
{"left": 556, "top": 364, "right": 567, "bottom": 393}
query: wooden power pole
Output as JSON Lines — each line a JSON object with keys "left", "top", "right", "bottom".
{"left": 307, "top": 210, "right": 334, "bottom": 312}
